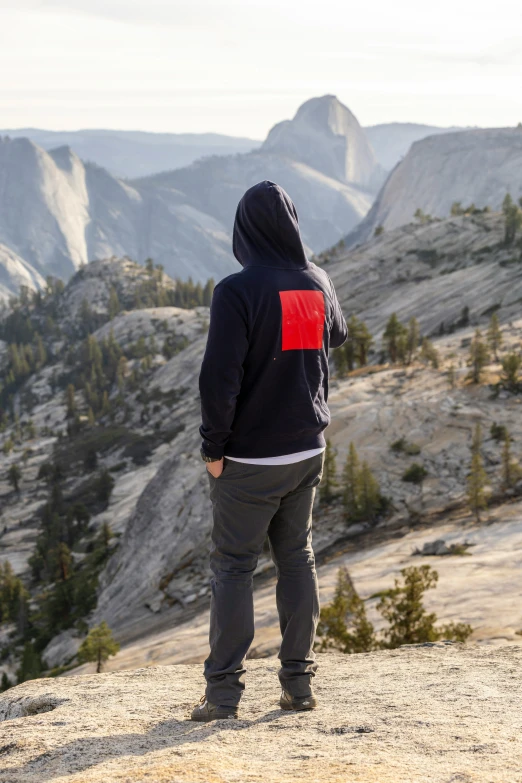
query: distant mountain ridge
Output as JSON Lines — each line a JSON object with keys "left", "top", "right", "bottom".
{"left": 364, "top": 122, "right": 466, "bottom": 170}
{"left": 0, "top": 96, "right": 381, "bottom": 299}
{"left": 0, "top": 128, "right": 261, "bottom": 179}
{"left": 2, "top": 98, "right": 522, "bottom": 302}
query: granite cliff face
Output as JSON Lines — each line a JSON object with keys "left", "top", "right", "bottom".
{"left": 0, "top": 645, "right": 521, "bottom": 783}
{"left": 262, "top": 95, "right": 384, "bottom": 188}
{"left": 364, "top": 121, "right": 464, "bottom": 170}
{"left": 326, "top": 210, "right": 522, "bottom": 335}
{"left": 0, "top": 136, "right": 236, "bottom": 297}
{"left": 346, "top": 127, "right": 522, "bottom": 247}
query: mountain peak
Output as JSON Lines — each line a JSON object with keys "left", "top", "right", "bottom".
{"left": 294, "top": 94, "right": 357, "bottom": 127}
{"left": 262, "top": 95, "right": 380, "bottom": 187}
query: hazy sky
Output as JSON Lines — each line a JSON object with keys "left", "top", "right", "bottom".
{"left": 1, "top": 0, "right": 522, "bottom": 137}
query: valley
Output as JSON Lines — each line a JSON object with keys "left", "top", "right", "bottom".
{"left": 1, "top": 206, "right": 521, "bottom": 684}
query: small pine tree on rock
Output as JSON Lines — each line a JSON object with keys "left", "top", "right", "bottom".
{"left": 357, "top": 461, "right": 382, "bottom": 523}
{"left": 500, "top": 433, "right": 522, "bottom": 492}
{"left": 487, "top": 313, "right": 502, "bottom": 360}
{"left": 420, "top": 338, "right": 439, "bottom": 369}
{"left": 467, "top": 424, "right": 489, "bottom": 522}
{"left": 502, "top": 193, "right": 522, "bottom": 245}
{"left": 383, "top": 314, "right": 407, "bottom": 364}
{"left": 332, "top": 346, "right": 348, "bottom": 378}
{"left": 8, "top": 463, "right": 22, "bottom": 493}
{"left": 77, "top": 621, "right": 120, "bottom": 673}
{"left": 343, "top": 442, "right": 360, "bottom": 519}
{"left": 316, "top": 567, "right": 377, "bottom": 654}
{"left": 0, "top": 672, "right": 12, "bottom": 692}
{"left": 406, "top": 317, "right": 420, "bottom": 364}
{"left": 468, "top": 329, "right": 489, "bottom": 384}
{"left": 501, "top": 353, "right": 521, "bottom": 390}
{"left": 377, "top": 565, "right": 472, "bottom": 647}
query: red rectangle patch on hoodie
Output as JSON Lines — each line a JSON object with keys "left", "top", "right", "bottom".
{"left": 279, "top": 290, "right": 325, "bottom": 350}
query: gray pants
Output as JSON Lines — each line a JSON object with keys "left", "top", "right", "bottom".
{"left": 204, "top": 451, "right": 324, "bottom": 707}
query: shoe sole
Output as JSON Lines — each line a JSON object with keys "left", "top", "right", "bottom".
{"left": 280, "top": 698, "right": 317, "bottom": 711}
{"left": 191, "top": 712, "right": 238, "bottom": 722}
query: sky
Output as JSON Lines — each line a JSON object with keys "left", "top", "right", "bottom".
{"left": 1, "top": 0, "right": 522, "bottom": 138}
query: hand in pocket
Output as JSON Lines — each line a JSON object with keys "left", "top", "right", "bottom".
{"left": 206, "top": 458, "right": 224, "bottom": 479}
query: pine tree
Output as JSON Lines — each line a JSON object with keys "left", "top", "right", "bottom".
{"left": 468, "top": 329, "right": 489, "bottom": 383}
{"left": 87, "top": 407, "right": 95, "bottom": 427}
{"left": 343, "top": 442, "right": 360, "bottom": 519}
{"left": 96, "top": 469, "right": 115, "bottom": 504}
{"left": 448, "top": 364, "right": 456, "bottom": 389}
{"left": 357, "top": 461, "right": 381, "bottom": 522}
{"left": 203, "top": 278, "right": 215, "bottom": 306}
{"left": 487, "top": 313, "right": 502, "bottom": 360}
{"left": 36, "top": 334, "right": 47, "bottom": 367}
{"left": 316, "top": 567, "right": 377, "bottom": 653}
{"left": 8, "top": 463, "right": 21, "bottom": 493}
{"left": 406, "top": 317, "right": 420, "bottom": 364}
{"left": 66, "top": 384, "right": 76, "bottom": 417}
{"left": 116, "top": 356, "right": 127, "bottom": 391}
{"left": 77, "top": 621, "right": 120, "bottom": 673}
{"left": 101, "top": 391, "right": 110, "bottom": 416}
{"left": 345, "top": 315, "right": 358, "bottom": 371}
{"left": 332, "top": 346, "right": 348, "bottom": 378}
{"left": 502, "top": 193, "right": 522, "bottom": 245}
{"left": 355, "top": 320, "right": 373, "bottom": 366}
{"left": 377, "top": 565, "right": 472, "bottom": 647}
{"left": 500, "top": 433, "right": 522, "bottom": 492}
{"left": 383, "top": 314, "right": 407, "bottom": 364}
{"left": 467, "top": 424, "right": 489, "bottom": 522}
{"left": 420, "top": 337, "right": 439, "bottom": 369}
{"left": 501, "top": 353, "right": 521, "bottom": 390}
{"left": 16, "top": 642, "right": 43, "bottom": 683}
{"left": 108, "top": 287, "right": 121, "bottom": 320}
{"left": 319, "top": 440, "right": 338, "bottom": 502}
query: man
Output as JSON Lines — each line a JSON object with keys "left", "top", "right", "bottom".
{"left": 192, "top": 181, "right": 347, "bottom": 721}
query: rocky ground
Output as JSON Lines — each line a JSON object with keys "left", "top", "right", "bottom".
{"left": 1, "top": 645, "right": 521, "bottom": 783}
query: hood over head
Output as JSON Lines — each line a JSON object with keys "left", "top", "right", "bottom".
{"left": 232, "top": 181, "right": 309, "bottom": 269}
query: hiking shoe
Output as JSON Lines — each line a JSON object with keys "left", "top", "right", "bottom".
{"left": 190, "top": 696, "right": 238, "bottom": 721}
{"left": 280, "top": 689, "right": 317, "bottom": 711}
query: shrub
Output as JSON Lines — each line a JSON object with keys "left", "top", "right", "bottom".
{"left": 490, "top": 422, "right": 508, "bottom": 442}
{"left": 402, "top": 463, "right": 428, "bottom": 485}
{"left": 391, "top": 437, "right": 421, "bottom": 456}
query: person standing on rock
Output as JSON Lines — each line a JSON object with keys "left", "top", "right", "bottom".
{"left": 192, "top": 180, "right": 347, "bottom": 721}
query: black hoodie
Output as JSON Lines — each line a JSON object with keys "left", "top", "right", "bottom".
{"left": 199, "top": 181, "right": 347, "bottom": 459}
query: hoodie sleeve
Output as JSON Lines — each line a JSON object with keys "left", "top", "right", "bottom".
{"left": 199, "top": 281, "right": 249, "bottom": 459}
{"left": 327, "top": 275, "right": 348, "bottom": 349}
